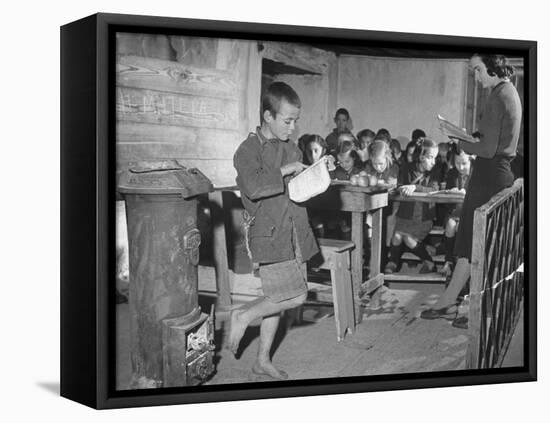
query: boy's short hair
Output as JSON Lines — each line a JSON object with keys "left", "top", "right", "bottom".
{"left": 356, "top": 129, "right": 375, "bottom": 142}
{"left": 411, "top": 128, "right": 426, "bottom": 143}
{"left": 448, "top": 142, "right": 473, "bottom": 164}
{"left": 261, "top": 82, "right": 301, "bottom": 122}
{"left": 337, "top": 132, "right": 357, "bottom": 146}
{"left": 334, "top": 108, "right": 350, "bottom": 119}
{"left": 375, "top": 128, "right": 392, "bottom": 143}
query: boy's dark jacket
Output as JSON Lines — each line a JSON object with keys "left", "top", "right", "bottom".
{"left": 233, "top": 129, "right": 319, "bottom": 264}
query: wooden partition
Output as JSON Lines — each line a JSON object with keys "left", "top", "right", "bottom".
{"left": 115, "top": 35, "right": 262, "bottom": 188}
{"left": 466, "top": 178, "right": 524, "bottom": 368}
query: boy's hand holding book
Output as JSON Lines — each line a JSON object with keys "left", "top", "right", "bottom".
{"left": 281, "top": 161, "right": 308, "bottom": 176}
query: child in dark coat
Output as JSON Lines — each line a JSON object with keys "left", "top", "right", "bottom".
{"left": 231, "top": 82, "right": 322, "bottom": 380}
{"left": 385, "top": 138, "right": 439, "bottom": 274}
{"left": 440, "top": 145, "right": 473, "bottom": 277}
{"left": 327, "top": 139, "right": 361, "bottom": 239}
{"left": 364, "top": 139, "right": 399, "bottom": 186}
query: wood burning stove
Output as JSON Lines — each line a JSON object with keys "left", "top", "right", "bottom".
{"left": 118, "top": 160, "right": 215, "bottom": 388}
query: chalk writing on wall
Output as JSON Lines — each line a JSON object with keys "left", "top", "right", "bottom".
{"left": 117, "top": 87, "right": 239, "bottom": 130}
{"left": 117, "top": 55, "right": 237, "bottom": 99}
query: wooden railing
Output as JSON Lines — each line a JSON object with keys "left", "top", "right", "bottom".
{"left": 466, "top": 178, "right": 524, "bottom": 368}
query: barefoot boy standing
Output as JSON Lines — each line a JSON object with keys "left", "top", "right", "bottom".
{"left": 229, "top": 82, "right": 319, "bottom": 380}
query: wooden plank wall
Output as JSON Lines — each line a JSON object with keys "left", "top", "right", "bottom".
{"left": 116, "top": 34, "right": 260, "bottom": 187}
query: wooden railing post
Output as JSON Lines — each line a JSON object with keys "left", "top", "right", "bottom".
{"left": 467, "top": 209, "right": 487, "bottom": 369}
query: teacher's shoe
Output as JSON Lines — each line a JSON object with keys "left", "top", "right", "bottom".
{"left": 452, "top": 316, "right": 468, "bottom": 329}
{"left": 420, "top": 305, "right": 457, "bottom": 320}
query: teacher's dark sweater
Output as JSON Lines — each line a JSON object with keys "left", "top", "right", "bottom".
{"left": 460, "top": 81, "right": 522, "bottom": 158}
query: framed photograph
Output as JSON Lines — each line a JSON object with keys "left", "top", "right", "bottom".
{"left": 60, "top": 12, "right": 536, "bottom": 409}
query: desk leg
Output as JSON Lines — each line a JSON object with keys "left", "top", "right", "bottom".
{"left": 351, "top": 211, "right": 364, "bottom": 324}
{"left": 362, "top": 207, "right": 385, "bottom": 294}
{"left": 370, "top": 208, "right": 382, "bottom": 277}
{"left": 208, "top": 191, "right": 232, "bottom": 310}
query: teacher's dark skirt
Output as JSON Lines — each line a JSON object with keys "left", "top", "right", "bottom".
{"left": 454, "top": 156, "right": 514, "bottom": 260}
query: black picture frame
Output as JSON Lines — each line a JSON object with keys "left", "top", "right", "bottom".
{"left": 60, "top": 12, "right": 537, "bottom": 409}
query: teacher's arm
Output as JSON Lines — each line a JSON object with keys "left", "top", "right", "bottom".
{"left": 458, "top": 128, "right": 498, "bottom": 158}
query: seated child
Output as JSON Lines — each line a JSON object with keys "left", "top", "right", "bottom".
{"left": 301, "top": 134, "right": 329, "bottom": 165}
{"left": 411, "top": 128, "right": 426, "bottom": 144}
{"left": 297, "top": 133, "right": 310, "bottom": 163}
{"left": 302, "top": 134, "right": 335, "bottom": 237}
{"left": 376, "top": 128, "right": 392, "bottom": 145}
{"left": 390, "top": 138, "right": 405, "bottom": 168}
{"left": 385, "top": 138, "right": 439, "bottom": 274}
{"left": 432, "top": 141, "right": 451, "bottom": 183}
{"left": 328, "top": 139, "right": 361, "bottom": 239}
{"left": 432, "top": 141, "right": 452, "bottom": 225}
{"left": 364, "top": 139, "right": 399, "bottom": 186}
{"left": 363, "top": 140, "right": 399, "bottom": 255}
{"left": 331, "top": 138, "right": 361, "bottom": 180}
{"left": 404, "top": 140, "right": 417, "bottom": 164}
{"left": 440, "top": 145, "right": 473, "bottom": 277}
{"left": 356, "top": 129, "right": 376, "bottom": 164}
{"left": 404, "top": 129, "right": 426, "bottom": 164}
{"left": 326, "top": 108, "right": 353, "bottom": 155}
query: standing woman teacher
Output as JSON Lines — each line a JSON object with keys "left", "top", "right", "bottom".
{"left": 421, "top": 54, "right": 522, "bottom": 327}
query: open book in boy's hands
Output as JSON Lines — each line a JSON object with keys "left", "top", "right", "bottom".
{"left": 288, "top": 157, "right": 332, "bottom": 203}
{"left": 437, "top": 114, "right": 479, "bottom": 144}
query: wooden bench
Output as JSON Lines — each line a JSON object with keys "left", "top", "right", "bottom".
{"left": 316, "top": 238, "right": 356, "bottom": 341}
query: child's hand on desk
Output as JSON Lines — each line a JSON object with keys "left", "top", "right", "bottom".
{"left": 281, "top": 161, "right": 308, "bottom": 176}
{"left": 398, "top": 184, "right": 416, "bottom": 196}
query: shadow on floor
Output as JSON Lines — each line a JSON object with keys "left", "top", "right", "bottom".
{"left": 36, "top": 382, "right": 60, "bottom": 396}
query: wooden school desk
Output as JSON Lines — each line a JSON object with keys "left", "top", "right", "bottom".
{"left": 387, "top": 190, "right": 466, "bottom": 281}
{"left": 307, "top": 182, "right": 389, "bottom": 325}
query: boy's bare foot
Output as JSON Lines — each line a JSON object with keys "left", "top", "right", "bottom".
{"left": 252, "top": 361, "right": 288, "bottom": 380}
{"left": 226, "top": 309, "right": 247, "bottom": 356}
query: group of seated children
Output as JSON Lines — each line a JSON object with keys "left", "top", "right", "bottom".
{"left": 299, "top": 108, "right": 474, "bottom": 277}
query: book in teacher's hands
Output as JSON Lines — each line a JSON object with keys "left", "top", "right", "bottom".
{"left": 437, "top": 114, "right": 479, "bottom": 144}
